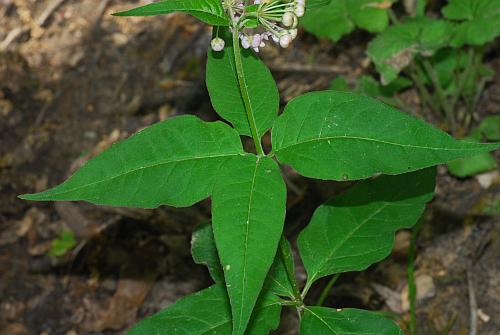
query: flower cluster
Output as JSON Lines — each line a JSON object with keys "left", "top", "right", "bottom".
{"left": 211, "top": 0, "right": 306, "bottom": 52}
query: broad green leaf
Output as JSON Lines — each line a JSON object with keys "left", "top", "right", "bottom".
{"left": 367, "top": 17, "right": 453, "bottom": 84}
{"left": 20, "top": 116, "right": 243, "bottom": 208}
{"left": 480, "top": 116, "right": 500, "bottom": 141}
{"left": 298, "top": 168, "right": 436, "bottom": 286}
{"left": 128, "top": 285, "right": 282, "bottom": 335}
{"left": 206, "top": 27, "right": 279, "bottom": 138}
{"left": 302, "top": 0, "right": 389, "bottom": 42}
{"left": 307, "top": 0, "right": 332, "bottom": 9}
{"left": 301, "top": 307, "right": 403, "bottom": 335}
{"left": 212, "top": 155, "right": 286, "bottom": 335}
{"left": 192, "top": 222, "right": 224, "bottom": 283}
{"left": 271, "top": 91, "right": 500, "bottom": 181}
{"left": 112, "top": 0, "right": 230, "bottom": 26}
{"left": 263, "top": 237, "right": 296, "bottom": 299}
{"left": 442, "top": 0, "right": 500, "bottom": 47}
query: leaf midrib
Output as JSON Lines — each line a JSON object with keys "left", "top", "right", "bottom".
{"left": 304, "top": 307, "right": 339, "bottom": 335}
{"left": 35, "top": 153, "right": 241, "bottom": 198}
{"left": 236, "top": 156, "right": 261, "bottom": 333}
{"left": 277, "top": 134, "right": 494, "bottom": 153}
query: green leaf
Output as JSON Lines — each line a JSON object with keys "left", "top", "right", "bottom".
{"left": 306, "top": 0, "right": 332, "bottom": 10}
{"left": 480, "top": 116, "right": 500, "bottom": 141}
{"left": 206, "top": 27, "right": 279, "bottom": 138}
{"left": 263, "top": 237, "right": 296, "bottom": 299}
{"left": 20, "top": 115, "right": 243, "bottom": 208}
{"left": 442, "top": 0, "right": 500, "bottom": 47}
{"left": 367, "top": 17, "right": 454, "bottom": 84}
{"left": 302, "top": 0, "right": 389, "bottom": 42}
{"left": 301, "top": 307, "right": 403, "bottom": 335}
{"left": 330, "top": 76, "right": 350, "bottom": 92}
{"left": 212, "top": 155, "right": 286, "bottom": 335}
{"left": 448, "top": 153, "right": 497, "bottom": 177}
{"left": 48, "top": 229, "right": 77, "bottom": 257}
{"left": 271, "top": 91, "right": 500, "bottom": 181}
{"left": 192, "top": 222, "right": 224, "bottom": 283}
{"left": 128, "top": 285, "right": 282, "bottom": 335}
{"left": 112, "top": 0, "right": 230, "bottom": 26}
{"left": 298, "top": 168, "right": 436, "bottom": 287}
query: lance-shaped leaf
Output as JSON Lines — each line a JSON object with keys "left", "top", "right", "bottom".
{"left": 128, "top": 285, "right": 282, "bottom": 335}
{"left": 301, "top": 307, "right": 403, "bottom": 335}
{"left": 367, "top": 17, "right": 453, "bottom": 84}
{"left": 263, "top": 237, "right": 297, "bottom": 299}
{"left": 193, "top": 222, "right": 296, "bottom": 299}
{"left": 272, "top": 91, "right": 500, "bottom": 181}
{"left": 113, "top": 0, "right": 230, "bottom": 26}
{"left": 206, "top": 27, "right": 279, "bottom": 138}
{"left": 192, "top": 222, "right": 225, "bottom": 283}
{"left": 20, "top": 116, "right": 243, "bottom": 208}
{"left": 298, "top": 168, "right": 436, "bottom": 287}
{"left": 212, "top": 155, "right": 286, "bottom": 335}
{"left": 302, "top": 0, "right": 390, "bottom": 42}
{"left": 442, "top": 0, "right": 500, "bottom": 47}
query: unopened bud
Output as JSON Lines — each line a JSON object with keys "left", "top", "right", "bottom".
{"left": 295, "top": 4, "right": 305, "bottom": 17}
{"left": 279, "top": 34, "right": 292, "bottom": 48}
{"left": 211, "top": 37, "right": 225, "bottom": 51}
{"left": 282, "top": 12, "right": 294, "bottom": 27}
{"left": 289, "top": 29, "right": 298, "bottom": 39}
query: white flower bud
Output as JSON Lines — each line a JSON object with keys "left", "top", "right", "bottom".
{"left": 289, "top": 29, "right": 298, "bottom": 39}
{"left": 296, "top": 0, "right": 305, "bottom": 5}
{"left": 241, "top": 35, "right": 251, "bottom": 49}
{"left": 272, "top": 34, "right": 280, "bottom": 43}
{"left": 211, "top": 37, "right": 225, "bottom": 51}
{"left": 295, "top": 4, "right": 305, "bottom": 17}
{"left": 251, "top": 34, "right": 262, "bottom": 48}
{"left": 282, "top": 12, "right": 294, "bottom": 27}
{"left": 279, "top": 34, "right": 292, "bottom": 48}
{"left": 291, "top": 14, "right": 299, "bottom": 28}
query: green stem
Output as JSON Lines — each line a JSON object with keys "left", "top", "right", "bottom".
{"left": 316, "top": 274, "right": 340, "bottom": 306}
{"left": 231, "top": 28, "right": 265, "bottom": 156}
{"left": 450, "top": 48, "right": 474, "bottom": 112}
{"left": 407, "top": 63, "right": 439, "bottom": 116}
{"left": 421, "top": 59, "right": 456, "bottom": 134}
{"left": 408, "top": 220, "right": 422, "bottom": 335}
{"left": 415, "top": 0, "right": 426, "bottom": 17}
{"left": 279, "top": 236, "right": 302, "bottom": 302}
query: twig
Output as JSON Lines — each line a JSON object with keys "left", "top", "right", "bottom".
{"left": 467, "top": 266, "right": 477, "bottom": 335}
{"left": 269, "top": 62, "right": 349, "bottom": 74}
{"left": 37, "top": 0, "right": 68, "bottom": 27}
{"left": 0, "top": 26, "right": 29, "bottom": 50}
{"left": 91, "top": 0, "right": 111, "bottom": 33}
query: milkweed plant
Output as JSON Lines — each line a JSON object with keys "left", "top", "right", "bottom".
{"left": 20, "top": 0, "right": 500, "bottom": 334}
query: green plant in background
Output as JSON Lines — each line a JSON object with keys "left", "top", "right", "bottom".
{"left": 19, "top": 1, "right": 500, "bottom": 334}
{"left": 304, "top": 0, "right": 499, "bottom": 134}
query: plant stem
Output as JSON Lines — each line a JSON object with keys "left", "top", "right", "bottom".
{"left": 231, "top": 28, "right": 265, "bottom": 156}
{"left": 408, "top": 220, "right": 422, "bottom": 335}
{"left": 407, "top": 63, "right": 438, "bottom": 116}
{"left": 316, "top": 273, "right": 340, "bottom": 306}
{"left": 279, "top": 236, "right": 302, "bottom": 302}
{"left": 415, "top": 0, "right": 426, "bottom": 17}
{"left": 450, "top": 48, "right": 474, "bottom": 113}
{"left": 421, "top": 59, "right": 456, "bottom": 133}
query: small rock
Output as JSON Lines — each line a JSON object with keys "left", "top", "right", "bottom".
{"left": 476, "top": 170, "right": 499, "bottom": 189}
{"left": 401, "top": 274, "right": 436, "bottom": 312}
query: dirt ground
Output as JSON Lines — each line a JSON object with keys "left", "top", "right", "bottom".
{"left": 1, "top": 1, "right": 499, "bottom": 334}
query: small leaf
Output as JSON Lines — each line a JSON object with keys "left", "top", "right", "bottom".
{"left": 191, "top": 222, "right": 224, "bottom": 283}
{"left": 20, "top": 115, "right": 243, "bottom": 208}
{"left": 330, "top": 76, "right": 350, "bottom": 92}
{"left": 448, "top": 153, "right": 497, "bottom": 178}
{"left": 263, "top": 237, "right": 296, "bottom": 299}
{"left": 206, "top": 27, "right": 279, "bottom": 138}
{"left": 302, "top": 0, "right": 389, "bottom": 42}
{"left": 113, "top": 0, "right": 230, "bottom": 26}
{"left": 442, "top": 0, "right": 500, "bottom": 47}
{"left": 480, "top": 116, "right": 500, "bottom": 141}
{"left": 367, "top": 17, "right": 453, "bottom": 84}
{"left": 301, "top": 307, "right": 403, "bottom": 335}
{"left": 298, "top": 168, "right": 436, "bottom": 286}
{"left": 272, "top": 91, "right": 500, "bottom": 181}
{"left": 48, "top": 229, "right": 77, "bottom": 257}
{"left": 128, "top": 285, "right": 282, "bottom": 335}
{"left": 212, "top": 155, "right": 286, "bottom": 335}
